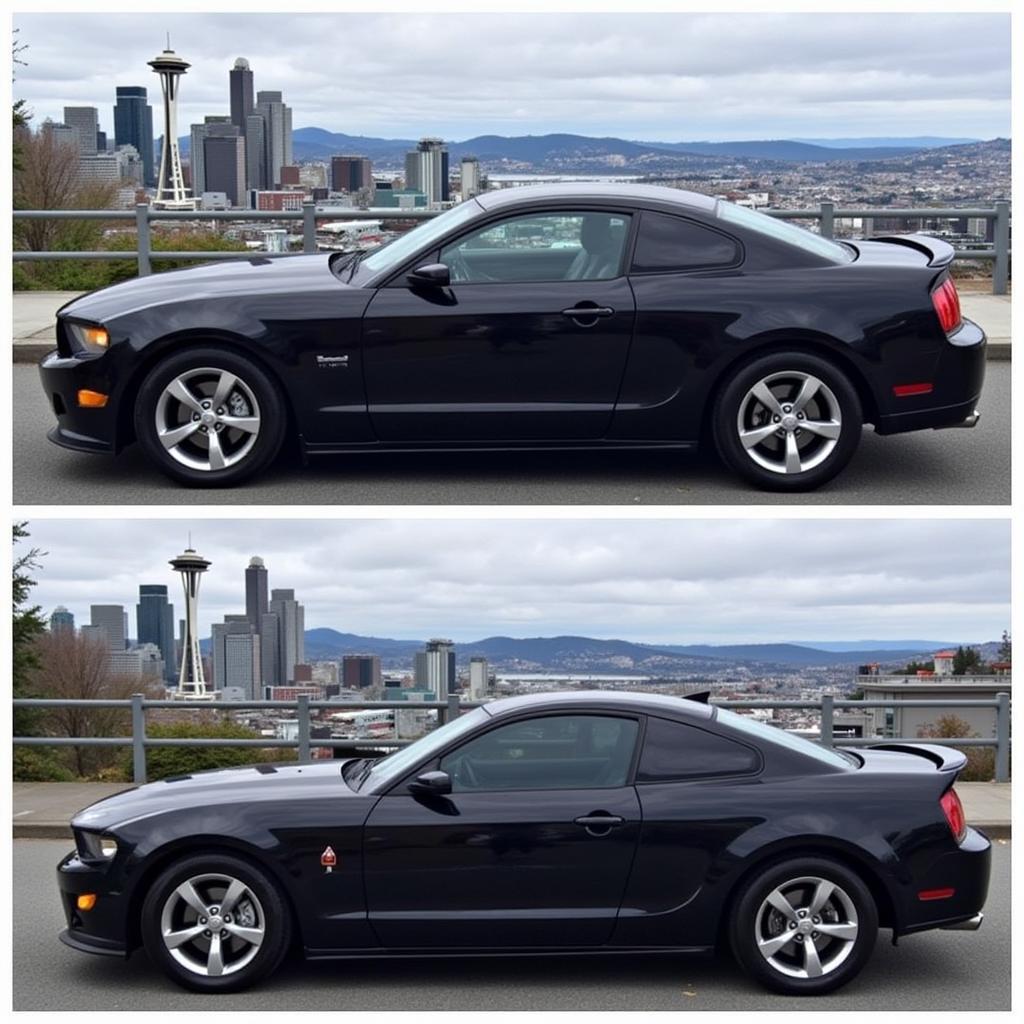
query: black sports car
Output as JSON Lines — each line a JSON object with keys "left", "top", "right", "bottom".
{"left": 56, "top": 690, "right": 989, "bottom": 995}
{"left": 39, "top": 184, "right": 984, "bottom": 491}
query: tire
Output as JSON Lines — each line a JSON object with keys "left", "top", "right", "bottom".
{"left": 140, "top": 852, "right": 292, "bottom": 993}
{"left": 134, "top": 347, "right": 287, "bottom": 487}
{"left": 729, "top": 856, "right": 878, "bottom": 996}
{"left": 712, "top": 352, "right": 862, "bottom": 491}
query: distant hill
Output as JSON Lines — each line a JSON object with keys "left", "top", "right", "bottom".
{"left": 656, "top": 643, "right": 940, "bottom": 666}
{"left": 632, "top": 139, "right": 920, "bottom": 161}
{"left": 791, "top": 136, "right": 979, "bottom": 149}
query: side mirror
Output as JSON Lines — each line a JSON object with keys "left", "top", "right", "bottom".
{"left": 409, "top": 770, "right": 452, "bottom": 796}
{"left": 408, "top": 263, "right": 451, "bottom": 288}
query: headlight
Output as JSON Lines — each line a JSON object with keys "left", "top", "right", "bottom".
{"left": 76, "top": 830, "right": 118, "bottom": 861}
{"left": 67, "top": 322, "right": 110, "bottom": 353}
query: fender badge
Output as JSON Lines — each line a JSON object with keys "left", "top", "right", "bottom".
{"left": 320, "top": 845, "right": 337, "bottom": 873}
{"left": 316, "top": 354, "right": 349, "bottom": 369}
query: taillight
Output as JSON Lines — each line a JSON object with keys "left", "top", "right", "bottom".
{"left": 940, "top": 788, "right": 967, "bottom": 843}
{"left": 931, "top": 277, "right": 962, "bottom": 334}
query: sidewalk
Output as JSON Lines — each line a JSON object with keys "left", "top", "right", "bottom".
{"left": 11, "top": 290, "right": 1012, "bottom": 363}
{"left": 11, "top": 780, "right": 1012, "bottom": 839}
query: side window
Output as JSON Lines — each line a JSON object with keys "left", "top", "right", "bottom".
{"left": 631, "top": 211, "right": 740, "bottom": 273}
{"left": 439, "top": 211, "right": 630, "bottom": 284}
{"left": 637, "top": 716, "right": 759, "bottom": 782}
{"left": 439, "top": 714, "right": 639, "bottom": 792}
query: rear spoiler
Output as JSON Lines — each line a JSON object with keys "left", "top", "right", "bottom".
{"left": 866, "top": 742, "right": 967, "bottom": 774}
{"left": 869, "top": 233, "right": 955, "bottom": 269}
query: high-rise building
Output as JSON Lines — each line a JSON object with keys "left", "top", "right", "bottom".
{"left": 469, "top": 656, "right": 489, "bottom": 700}
{"left": 244, "top": 113, "right": 266, "bottom": 190}
{"left": 40, "top": 119, "right": 78, "bottom": 149}
{"left": 90, "top": 604, "right": 126, "bottom": 650}
{"left": 113, "top": 86, "right": 155, "bottom": 187}
{"left": 49, "top": 606, "right": 75, "bottom": 634}
{"left": 268, "top": 588, "right": 304, "bottom": 686}
{"left": 188, "top": 115, "right": 231, "bottom": 198}
{"left": 405, "top": 138, "right": 449, "bottom": 206}
{"left": 460, "top": 155, "right": 481, "bottom": 201}
{"left": 212, "top": 615, "right": 262, "bottom": 698}
{"left": 255, "top": 90, "right": 292, "bottom": 189}
{"left": 149, "top": 42, "right": 194, "bottom": 208}
{"left": 63, "top": 106, "right": 99, "bottom": 155}
{"left": 343, "top": 654, "right": 382, "bottom": 690}
{"left": 229, "top": 58, "right": 254, "bottom": 137}
{"left": 245, "top": 556, "right": 269, "bottom": 631}
{"left": 260, "top": 611, "right": 280, "bottom": 688}
{"left": 414, "top": 638, "right": 456, "bottom": 700}
{"left": 137, "top": 584, "right": 176, "bottom": 683}
{"left": 203, "top": 125, "right": 246, "bottom": 206}
{"left": 330, "top": 155, "right": 373, "bottom": 193}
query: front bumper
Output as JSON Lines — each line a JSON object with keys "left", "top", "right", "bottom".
{"left": 39, "top": 350, "right": 121, "bottom": 455}
{"left": 56, "top": 849, "right": 130, "bottom": 958}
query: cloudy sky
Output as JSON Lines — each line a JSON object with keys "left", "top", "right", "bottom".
{"left": 18, "top": 518, "right": 1009, "bottom": 645}
{"left": 12, "top": 12, "right": 1010, "bottom": 142}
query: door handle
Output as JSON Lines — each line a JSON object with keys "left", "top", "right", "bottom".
{"left": 574, "top": 814, "right": 625, "bottom": 836}
{"left": 561, "top": 305, "right": 615, "bottom": 322}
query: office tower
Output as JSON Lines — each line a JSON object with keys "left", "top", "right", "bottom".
{"left": 260, "top": 611, "right": 280, "bottom": 688}
{"left": 50, "top": 606, "right": 75, "bottom": 634}
{"left": 244, "top": 113, "right": 266, "bottom": 189}
{"left": 245, "top": 556, "right": 269, "bottom": 631}
{"left": 189, "top": 115, "right": 231, "bottom": 198}
{"left": 330, "top": 155, "right": 372, "bottom": 193}
{"left": 405, "top": 138, "right": 449, "bottom": 205}
{"left": 268, "top": 588, "right": 304, "bottom": 685}
{"left": 415, "top": 638, "right": 456, "bottom": 700}
{"left": 169, "top": 545, "right": 213, "bottom": 699}
{"left": 460, "top": 156, "right": 481, "bottom": 201}
{"left": 229, "top": 57, "right": 254, "bottom": 137}
{"left": 40, "top": 119, "right": 78, "bottom": 149}
{"left": 255, "top": 90, "right": 292, "bottom": 189}
{"left": 113, "top": 86, "right": 155, "bottom": 187}
{"left": 63, "top": 106, "right": 99, "bottom": 155}
{"left": 90, "top": 604, "right": 126, "bottom": 650}
{"left": 212, "top": 615, "right": 261, "bottom": 697}
{"left": 149, "top": 41, "right": 194, "bottom": 208}
{"left": 96, "top": 130, "right": 107, "bottom": 152}
{"left": 137, "top": 584, "right": 176, "bottom": 683}
{"left": 203, "top": 124, "right": 246, "bottom": 206}
{"left": 343, "top": 654, "right": 382, "bottom": 690}
{"left": 469, "top": 656, "right": 489, "bottom": 700}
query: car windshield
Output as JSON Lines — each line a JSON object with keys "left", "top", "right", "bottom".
{"left": 358, "top": 200, "right": 483, "bottom": 278}
{"left": 716, "top": 200, "right": 854, "bottom": 264}
{"left": 714, "top": 706, "right": 855, "bottom": 768}
{"left": 357, "top": 706, "right": 491, "bottom": 791}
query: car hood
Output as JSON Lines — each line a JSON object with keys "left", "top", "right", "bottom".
{"left": 57, "top": 253, "right": 351, "bottom": 324}
{"left": 71, "top": 759, "right": 360, "bottom": 832}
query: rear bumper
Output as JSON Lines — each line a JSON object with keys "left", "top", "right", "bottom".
{"left": 940, "top": 912, "right": 983, "bottom": 931}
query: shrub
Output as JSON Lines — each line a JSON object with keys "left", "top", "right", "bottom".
{"left": 916, "top": 714, "right": 999, "bottom": 782}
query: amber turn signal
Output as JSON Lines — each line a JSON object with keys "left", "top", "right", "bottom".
{"left": 77, "top": 389, "right": 109, "bottom": 408}
{"left": 76, "top": 894, "right": 98, "bottom": 911}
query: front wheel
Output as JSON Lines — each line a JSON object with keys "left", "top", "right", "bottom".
{"left": 729, "top": 856, "right": 878, "bottom": 995}
{"left": 712, "top": 352, "right": 862, "bottom": 491}
{"left": 140, "top": 853, "right": 292, "bottom": 993}
{"left": 134, "top": 347, "right": 287, "bottom": 487}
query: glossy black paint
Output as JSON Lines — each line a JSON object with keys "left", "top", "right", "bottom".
{"left": 39, "top": 184, "right": 984, "bottom": 460}
{"left": 56, "top": 690, "right": 989, "bottom": 964}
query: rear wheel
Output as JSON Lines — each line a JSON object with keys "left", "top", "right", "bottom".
{"left": 140, "top": 853, "right": 292, "bottom": 993}
{"left": 134, "top": 347, "right": 286, "bottom": 487}
{"left": 730, "top": 856, "right": 878, "bottom": 995}
{"left": 713, "top": 352, "right": 862, "bottom": 491}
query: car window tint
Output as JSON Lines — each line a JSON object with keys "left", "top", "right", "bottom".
{"left": 637, "top": 716, "right": 759, "bottom": 781}
{"left": 440, "top": 212, "right": 630, "bottom": 284}
{"left": 440, "top": 714, "right": 639, "bottom": 792}
{"left": 632, "top": 212, "right": 739, "bottom": 272}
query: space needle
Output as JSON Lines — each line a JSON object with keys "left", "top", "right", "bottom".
{"left": 170, "top": 544, "right": 215, "bottom": 700}
{"left": 149, "top": 37, "right": 196, "bottom": 209}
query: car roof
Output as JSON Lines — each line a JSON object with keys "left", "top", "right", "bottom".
{"left": 474, "top": 182, "right": 718, "bottom": 215}
{"left": 478, "top": 688, "right": 715, "bottom": 721}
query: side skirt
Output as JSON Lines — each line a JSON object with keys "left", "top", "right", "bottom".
{"left": 304, "top": 945, "right": 714, "bottom": 961}
{"left": 300, "top": 438, "right": 698, "bottom": 457}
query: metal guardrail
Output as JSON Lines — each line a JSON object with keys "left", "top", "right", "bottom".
{"left": 13, "top": 198, "right": 1011, "bottom": 293}
{"left": 12, "top": 692, "right": 1010, "bottom": 784}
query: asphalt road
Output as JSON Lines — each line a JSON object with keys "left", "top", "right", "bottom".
{"left": 13, "top": 837, "right": 1011, "bottom": 1011}
{"left": 14, "top": 362, "right": 1011, "bottom": 506}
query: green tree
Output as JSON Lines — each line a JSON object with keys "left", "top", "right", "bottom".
{"left": 952, "top": 645, "right": 985, "bottom": 676}
{"left": 903, "top": 659, "right": 934, "bottom": 674}
{"left": 917, "top": 714, "right": 997, "bottom": 782}
{"left": 998, "top": 630, "right": 1011, "bottom": 664}
{"left": 12, "top": 30, "right": 30, "bottom": 172}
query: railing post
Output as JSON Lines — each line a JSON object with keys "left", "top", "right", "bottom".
{"left": 447, "top": 692, "right": 460, "bottom": 724}
{"left": 297, "top": 693, "right": 311, "bottom": 763}
{"left": 135, "top": 204, "right": 151, "bottom": 277}
{"left": 820, "top": 201, "right": 835, "bottom": 240}
{"left": 302, "top": 201, "right": 317, "bottom": 254}
{"left": 992, "top": 200, "right": 1009, "bottom": 295}
{"left": 131, "top": 693, "right": 147, "bottom": 784}
{"left": 820, "top": 694, "right": 834, "bottom": 749}
{"left": 994, "top": 691, "right": 1010, "bottom": 783}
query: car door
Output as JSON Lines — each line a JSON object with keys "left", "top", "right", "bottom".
{"left": 362, "top": 713, "right": 642, "bottom": 949}
{"left": 361, "top": 209, "right": 636, "bottom": 442}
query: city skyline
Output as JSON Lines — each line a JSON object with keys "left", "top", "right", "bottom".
{"left": 12, "top": 12, "right": 1011, "bottom": 142}
{"left": 21, "top": 519, "right": 1010, "bottom": 644}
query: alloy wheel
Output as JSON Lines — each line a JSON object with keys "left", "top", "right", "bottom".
{"left": 159, "top": 872, "right": 266, "bottom": 978}
{"left": 736, "top": 371, "right": 842, "bottom": 476}
{"left": 154, "top": 367, "right": 261, "bottom": 472}
{"left": 754, "top": 874, "right": 859, "bottom": 979}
